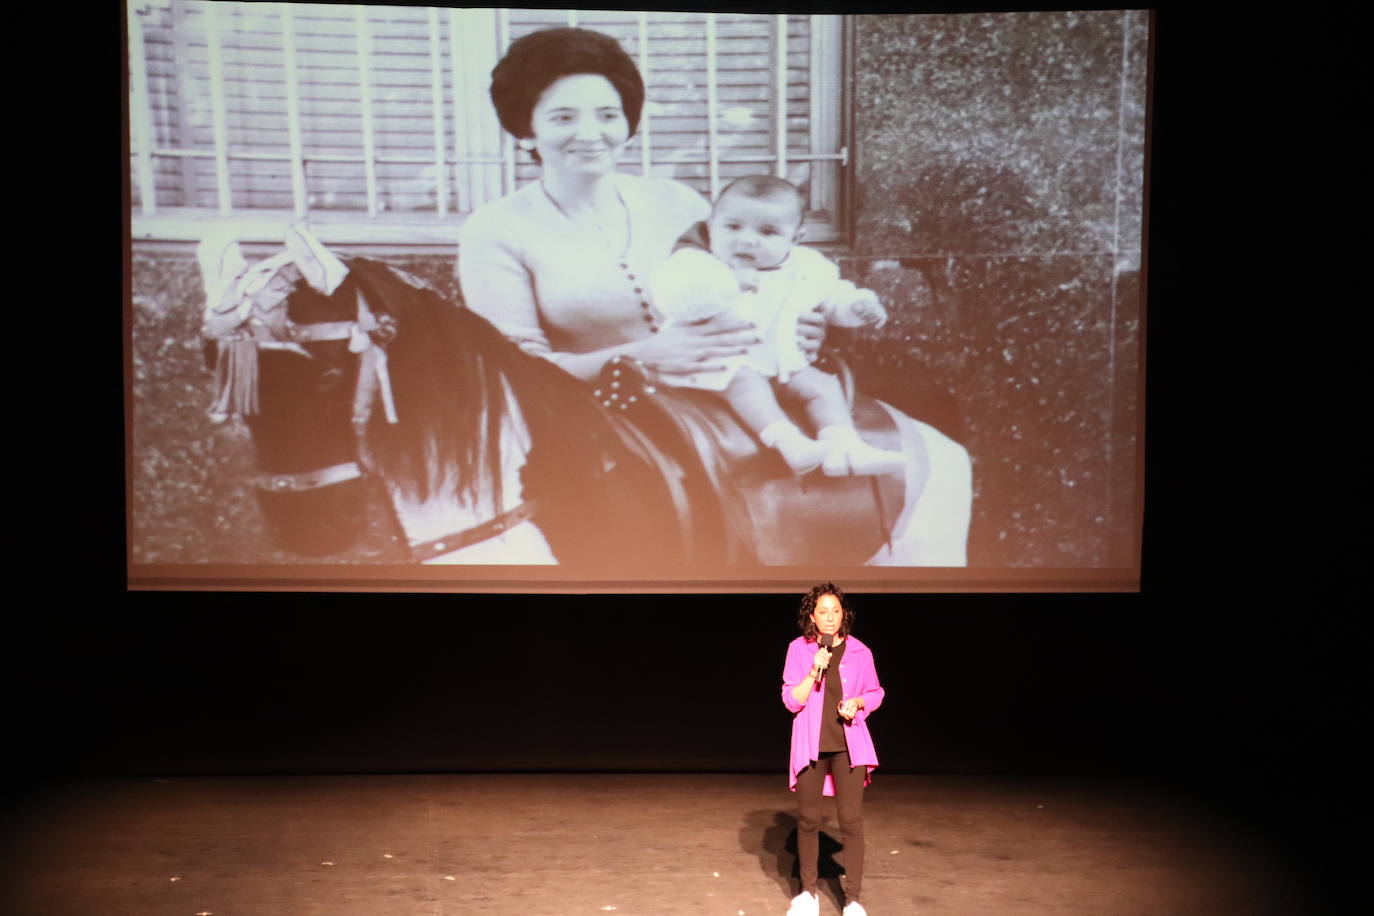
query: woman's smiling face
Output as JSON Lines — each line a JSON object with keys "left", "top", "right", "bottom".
{"left": 810, "top": 592, "right": 844, "bottom": 639}
{"left": 529, "top": 73, "right": 629, "bottom": 179}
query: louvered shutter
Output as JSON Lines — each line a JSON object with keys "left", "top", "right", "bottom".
{"left": 129, "top": 3, "right": 844, "bottom": 243}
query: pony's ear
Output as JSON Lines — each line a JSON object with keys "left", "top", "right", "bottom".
{"left": 196, "top": 227, "right": 247, "bottom": 294}
{"left": 285, "top": 223, "right": 347, "bottom": 295}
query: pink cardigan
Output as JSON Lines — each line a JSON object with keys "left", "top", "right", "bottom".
{"left": 781, "top": 634, "right": 885, "bottom": 794}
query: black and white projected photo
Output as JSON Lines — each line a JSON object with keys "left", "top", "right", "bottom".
{"left": 125, "top": 6, "right": 1148, "bottom": 592}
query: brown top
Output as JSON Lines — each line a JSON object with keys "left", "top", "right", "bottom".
{"left": 819, "top": 637, "right": 848, "bottom": 753}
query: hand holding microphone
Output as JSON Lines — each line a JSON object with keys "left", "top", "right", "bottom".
{"left": 812, "top": 633, "right": 834, "bottom": 680}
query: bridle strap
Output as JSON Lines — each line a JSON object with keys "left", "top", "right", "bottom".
{"left": 249, "top": 463, "right": 540, "bottom": 556}
{"left": 214, "top": 319, "right": 355, "bottom": 345}
{"left": 286, "top": 320, "right": 356, "bottom": 343}
{"left": 408, "top": 501, "right": 538, "bottom": 560}
{"left": 251, "top": 461, "right": 364, "bottom": 493}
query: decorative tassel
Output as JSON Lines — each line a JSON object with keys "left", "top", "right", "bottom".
{"left": 285, "top": 222, "right": 348, "bottom": 295}
{"left": 200, "top": 225, "right": 363, "bottom": 424}
{"left": 209, "top": 338, "right": 260, "bottom": 419}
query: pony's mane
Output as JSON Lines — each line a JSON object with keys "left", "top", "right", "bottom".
{"left": 344, "top": 258, "right": 640, "bottom": 518}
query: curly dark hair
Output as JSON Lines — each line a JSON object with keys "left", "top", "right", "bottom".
{"left": 489, "top": 28, "right": 645, "bottom": 146}
{"left": 797, "top": 582, "right": 853, "bottom": 643}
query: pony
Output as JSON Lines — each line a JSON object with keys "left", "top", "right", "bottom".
{"left": 199, "top": 230, "right": 972, "bottom": 571}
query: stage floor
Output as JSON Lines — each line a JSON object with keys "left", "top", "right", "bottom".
{"left": 0, "top": 773, "right": 1309, "bottom": 915}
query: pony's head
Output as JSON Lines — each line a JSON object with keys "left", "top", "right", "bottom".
{"left": 199, "top": 230, "right": 381, "bottom": 555}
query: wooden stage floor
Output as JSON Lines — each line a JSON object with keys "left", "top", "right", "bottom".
{"left": 0, "top": 773, "right": 1313, "bottom": 915}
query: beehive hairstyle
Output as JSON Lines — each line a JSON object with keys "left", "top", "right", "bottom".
{"left": 489, "top": 27, "right": 645, "bottom": 142}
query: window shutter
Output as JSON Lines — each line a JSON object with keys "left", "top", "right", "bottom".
{"left": 129, "top": 4, "right": 845, "bottom": 244}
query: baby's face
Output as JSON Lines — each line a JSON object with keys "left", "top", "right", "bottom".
{"left": 707, "top": 192, "right": 802, "bottom": 271}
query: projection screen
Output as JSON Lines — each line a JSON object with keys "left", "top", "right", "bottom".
{"left": 125, "top": 6, "right": 1148, "bottom": 593}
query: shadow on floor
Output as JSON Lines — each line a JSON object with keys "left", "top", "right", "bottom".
{"left": 740, "top": 808, "right": 848, "bottom": 909}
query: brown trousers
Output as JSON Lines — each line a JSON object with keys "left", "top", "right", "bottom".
{"left": 795, "top": 749, "right": 867, "bottom": 903}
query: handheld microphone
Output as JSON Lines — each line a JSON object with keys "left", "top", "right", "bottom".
{"left": 817, "top": 633, "right": 833, "bottom": 680}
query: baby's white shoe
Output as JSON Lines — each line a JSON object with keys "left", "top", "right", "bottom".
{"left": 761, "top": 422, "right": 828, "bottom": 475}
{"left": 842, "top": 901, "right": 868, "bottom": 916}
{"left": 819, "top": 425, "right": 905, "bottom": 477}
{"left": 786, "top": 890, "right": 820, "bottom": 916}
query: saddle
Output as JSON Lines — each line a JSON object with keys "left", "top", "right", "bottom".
{"left": 586, "top": 356, "right": 918, "bottom": 567}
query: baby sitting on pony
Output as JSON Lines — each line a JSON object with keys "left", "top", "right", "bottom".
{"left": 650, "top": 175, "right": 904, "bottom": 477}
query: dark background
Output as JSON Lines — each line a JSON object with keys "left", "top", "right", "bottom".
{"left": 6, "top": 6, "right": 1356, "bottom": 913}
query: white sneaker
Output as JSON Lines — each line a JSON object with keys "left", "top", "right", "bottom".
{"left": 786, "top": 890, "right": 820, "bottom": 916}
{"left": 842, "top": 902, "right": 868, "bottom": 916}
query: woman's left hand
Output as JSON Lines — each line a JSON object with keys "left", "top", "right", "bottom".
{"left": 837, "top": 697, "right": 861, "bottom": 721}
{"left": 796, "top": 308, "right": 827, "bottom": 364}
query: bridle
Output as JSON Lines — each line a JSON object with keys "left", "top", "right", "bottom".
{"left": 206, "top": 263, "right": 536, "bottom": 561}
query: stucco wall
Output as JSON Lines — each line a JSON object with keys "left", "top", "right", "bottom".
{"left": 836, "top": 11, "right": 1147, "bottom": 566}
